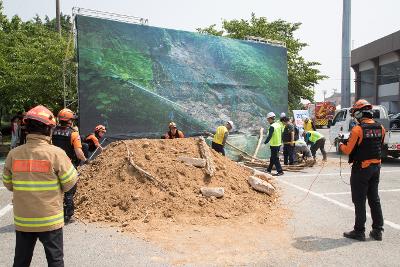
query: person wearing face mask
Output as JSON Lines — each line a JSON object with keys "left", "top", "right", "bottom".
{"left": 340, "top": 99, "right": 385, "bottom": 242}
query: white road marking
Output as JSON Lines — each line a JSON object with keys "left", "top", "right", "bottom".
{"left": 285, "top": 169, "right": 400, "bottom": 178}
{"left": 324, "top": 189, "right": 400, "bottom": 196}
{"left": 278, "top": 179, "right": 400, "bottom": 231}
{"left": 0, "top": 203, "right": 13, "bottom": 218}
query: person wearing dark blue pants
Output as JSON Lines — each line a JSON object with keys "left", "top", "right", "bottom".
{"left": 283, "top": 144, "right": 295, "bottom": 165}
{"left": 264, "top": 112, "right": 284, "bottom": 176}
{"left": 267, "top": 145, "right": 283, "bottom": 174}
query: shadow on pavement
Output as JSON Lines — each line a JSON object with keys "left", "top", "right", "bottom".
{"left": 0, "top": 224, "right": 15, "bottom": 234}
{"left": 382, "top": 157, "right": 400, "bottom": 167}
{"left": 292, "top": 236, "right": 353, "bottom": 252}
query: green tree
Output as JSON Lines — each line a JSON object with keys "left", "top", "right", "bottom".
{"left": 0, "top": 0, "right": 75, "bottom": 116}
{"left": 197, "top": 13, "right": 327, "bottom": 111}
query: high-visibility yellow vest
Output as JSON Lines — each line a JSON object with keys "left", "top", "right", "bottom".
{"left": 213, "top": 126, "right": 228, "bottom": 145}
{"left": 308, "top": 131, "right": 323, "bottom": 143}
{"left": 269, "top": 121, "right": 282, "bottom": 147}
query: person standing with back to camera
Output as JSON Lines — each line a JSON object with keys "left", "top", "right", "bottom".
{"left": 340, "top": 99, "right": 385, "bottom": 241}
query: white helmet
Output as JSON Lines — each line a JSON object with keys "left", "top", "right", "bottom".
{"left": 267, "top": 112, "right": 276, "bottom": 119}
{"left": 280, "top": 112, "right": 287, "bottom": 118}
{"left": 226, "top": 120, "right": 234, "bottom": 129}
{"left": 302, "top": 115, "right": 309, "bottom": 121}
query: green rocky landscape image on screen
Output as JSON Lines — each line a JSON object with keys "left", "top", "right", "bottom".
{"left": 76, "top": 15, "right": 288, "bottom": 157}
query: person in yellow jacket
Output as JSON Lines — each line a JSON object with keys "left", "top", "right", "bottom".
{"left": 2, "top": 105, "right": 78, "bottom": 267}
{"left": 211, "top": 121, "right": 233, "bottom": 156}
{"left": 303, "top": 115, "right": 316, "bottom": 132}
{"left": 264, "top": 112, "right": 284, "bottom": 176}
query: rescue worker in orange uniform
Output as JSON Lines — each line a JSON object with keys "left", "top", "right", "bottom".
{"left": 2, "top": 105, "right": 78, "bottom": 267}
{"left": 84, "top": 125, "right": 107, "bottom": 155}
{"left": 340, "top": 99, "right": 385, "bottom": 241}
{"left": 52, "top": 108, "right": 87, "bottom": 223}
{"left": 163, "top": 122, "right": 185, "bottom": 139}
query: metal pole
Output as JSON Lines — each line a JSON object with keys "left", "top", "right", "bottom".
{"left": 323, "top": 89, "right": 327, "bottom": 102}
{"left": 56, "top": 0, "right": 61, "bottom": 35}
{"left": 341, "top": 0, "right": 351, "bottom": 108}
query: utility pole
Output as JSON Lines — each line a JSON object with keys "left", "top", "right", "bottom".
{"left": 322, "top": 89, "right": 327, "bottom": 102}
{"left": 56, "top": 0, "right": 61, "bottom": 35}
{"left": 341, "top": 0, "right": 351, "bottom": 108}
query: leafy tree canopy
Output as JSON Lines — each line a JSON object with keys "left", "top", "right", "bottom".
{"left": 197, "top": 13, "right": 327, "bottom": 111}
{"left": 0, "top": 0, "right": 75, "bottom": 115}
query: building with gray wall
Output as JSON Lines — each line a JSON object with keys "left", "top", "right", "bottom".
{"left": 352, "top": 30, "right": 400, "bottom": 113}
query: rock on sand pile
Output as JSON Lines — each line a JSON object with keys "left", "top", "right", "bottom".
{"left": 75, "top": 138, "right": 278, "bottom": 230}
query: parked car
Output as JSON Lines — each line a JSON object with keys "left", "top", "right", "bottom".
{"left": 390, "top": 113, "right": 400, "bottom": 129}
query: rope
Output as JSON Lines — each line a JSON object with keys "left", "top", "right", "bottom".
{"left": 283, "top": 138, "right": 345, "bottom": 205}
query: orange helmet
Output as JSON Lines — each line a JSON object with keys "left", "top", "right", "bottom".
{"left": 95, "top": 125, "right": 107, "bottom": 133}
{"left": 351, "top": 99, "right": 372, "bottom": 114}
{"left": 57, "top": 108, "right": 76, "bottom": 121}
{"left": 24, "top": 105, "right": 56, "bottom": 127}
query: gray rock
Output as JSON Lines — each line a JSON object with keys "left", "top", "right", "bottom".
{"left": 177, "top": 156, "right": 206, "bottom": 168}
{"left": 200, "top": 187, "right": 224, "bottom": 198}
{"left": 248, "top": 176, "right": 275, "bottom": 195}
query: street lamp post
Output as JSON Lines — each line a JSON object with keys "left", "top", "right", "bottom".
{"left": 341, "top": 0, "right": 351, "bottom": 108}
{"left": 56, "top": 0, "right": 61, "bottom": 35}
{"left": 323, "top": 90, "right": 327, "bottom": 102}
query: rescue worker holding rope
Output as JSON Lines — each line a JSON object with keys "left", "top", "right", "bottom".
{"left": 211, "top": 121, "right": 234, "bottom": 156}
{"left": 340, "top": 99, "right": 385, "bottom": 241}
{"left": 2, "top": 105, "right": 78, "bottom": 267}
{"left": 84, "top": 125, "right": 107, "bottom": 156}
{"left": 304, "top": 130, "right": 327, "bottom": 162}
{"left": 52, "top": 108, "right": 87, "bottom": 223}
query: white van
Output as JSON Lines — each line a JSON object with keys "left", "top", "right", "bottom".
{"left": 329, "top": 105, "right": 400, "bottom": 158}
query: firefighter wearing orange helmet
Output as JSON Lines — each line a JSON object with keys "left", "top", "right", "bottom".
{"left": 53, "top": 108, "right": 87, "bottom": 166}
{"left": 2, "top": 105, "right": 78, "bottom": 266}
{"left": 340, "top": 99, "right": 385, "bottom": 241}
{"left": 84, "top": 125, "right": 107, "bottom": 155}
{"left": 52, "top": 108, "right": 87, "bottom": 224}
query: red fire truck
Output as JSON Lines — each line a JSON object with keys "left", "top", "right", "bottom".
{"left": 307, "top": 102, "right": 336, "bottom": 128}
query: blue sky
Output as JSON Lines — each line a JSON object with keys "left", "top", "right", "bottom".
{"left": 3, "top": 0, "right": 400, "bottom": 101}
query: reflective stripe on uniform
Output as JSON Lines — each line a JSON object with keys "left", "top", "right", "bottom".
{"left": 59, "top": 166, "right": 77, "bottom": 185}
{"left": 2, "top": 174, "right": 12, "bottom": 183}
{"left": 14, "top": 212, "right": 64, "bottom": 227}
{"left": 12, "top": 180, "right": 60, "bottom": 191}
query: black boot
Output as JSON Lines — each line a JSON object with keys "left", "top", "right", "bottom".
{"left": 343, "top": 230, "right": 365, "bottom": 241}
{"left": 369, "top": 229, "right": 383, "bottom": 241}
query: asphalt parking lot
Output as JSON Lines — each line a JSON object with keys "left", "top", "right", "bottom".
{"left": 1, "top": 130, "right": 400, "bottom": 266}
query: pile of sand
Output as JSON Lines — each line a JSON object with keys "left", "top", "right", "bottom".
{"left": 74, "top": 138, "right": 278, "bottom": 231}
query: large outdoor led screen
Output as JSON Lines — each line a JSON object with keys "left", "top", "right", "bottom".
{"left": 76, "top": 15, "right": 288, "bottom": 156}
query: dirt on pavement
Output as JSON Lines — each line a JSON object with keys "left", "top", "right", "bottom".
{"left": 74, "top": 138, "right": 280, "bottom": 236}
